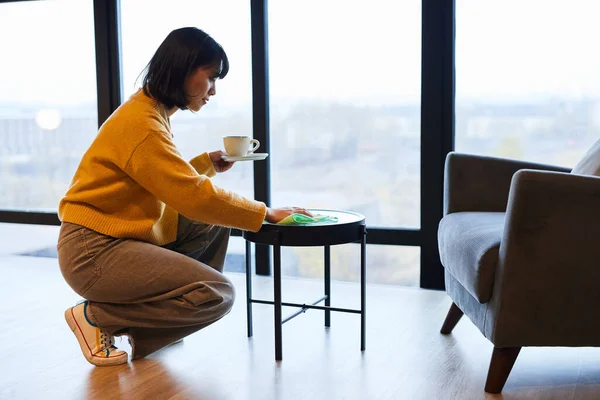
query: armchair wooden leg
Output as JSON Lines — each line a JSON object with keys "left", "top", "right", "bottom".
{"left": 484, "top": 346, "right": 521, "bottom": 394}
{"left": 440, "top": 302, "right": 464, "bottom": 334}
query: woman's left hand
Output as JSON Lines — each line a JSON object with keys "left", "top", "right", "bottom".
{"left": 209, "top": 150, "right": 235, "bottom": 173}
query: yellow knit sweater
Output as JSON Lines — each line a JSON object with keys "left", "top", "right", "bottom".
{"left": 58, "top": 89, "right": 267, "bottom": 245}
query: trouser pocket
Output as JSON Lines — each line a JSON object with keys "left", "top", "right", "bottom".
{"left": 57, "top": 223, "right": 116, "bottom": 297}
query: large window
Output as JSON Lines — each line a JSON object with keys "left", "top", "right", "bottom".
{"left": 0, "top": 0, "right": 446, "bottom": 288}
{"left": 456, "top": 0, "right": 600, "bottom": 167}
{"left": 120, "top": 0, "right": 254, "bottom": 199}
{"left": 269, "top": 1, "right": 421, "bottom": 285}
{"left": 0, "top": 0, "right": 98, "bottom": 211}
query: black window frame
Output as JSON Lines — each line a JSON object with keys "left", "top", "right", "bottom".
{"left": 0, "top": 0, "right": 455, "bottom": 290}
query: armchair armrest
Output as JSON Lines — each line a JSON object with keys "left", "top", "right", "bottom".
{"left": 444, "top": 152, "right": 571, "bottom": 215}
{"left": 491, "top": 169, "right": 600, "bottom": 346}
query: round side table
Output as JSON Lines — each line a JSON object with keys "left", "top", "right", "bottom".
{"left": 243, "top": 209, "right": 366, "bottom": 360}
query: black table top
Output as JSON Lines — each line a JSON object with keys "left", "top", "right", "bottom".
{"left": 243, "top": 209, "right": 366, "bottom": 247}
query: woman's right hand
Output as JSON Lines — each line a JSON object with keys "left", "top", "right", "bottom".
{"left": 265, "top": 207, "right": 313, "bottom": 224}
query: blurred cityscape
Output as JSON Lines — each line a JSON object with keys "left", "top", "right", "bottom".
{"left": 1, "top": 98, "right": 600, "bottom": 286}
{"left": 3, "top": 0, "right": 600, "bottom": 287}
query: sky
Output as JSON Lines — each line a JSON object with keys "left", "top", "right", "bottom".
{"left": 0, "top": 0, "right": 599, "bottom": 108}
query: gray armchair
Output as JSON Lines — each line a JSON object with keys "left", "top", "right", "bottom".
{"left": 437, "top": 151, "right": 600, "bottom": 393}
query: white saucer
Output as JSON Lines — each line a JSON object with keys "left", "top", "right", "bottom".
{"left": 222, "top": 153, "right": 269, "bottom": 162}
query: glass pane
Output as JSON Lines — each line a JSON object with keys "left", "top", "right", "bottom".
{"left": 268, "top": 1, "right": 421, "bottom": 229}
{"left": 0, "top": 0, "right": 98, "bottom": 211}
{"left": 224, "top": 236, "right": 249, "bottom": 274}
{"left": 0, "top": 223, "right": 60, "bottom": 257}
{"left": 456, "top": 0, "right": 600, "bottom": 167}
{"left": 281, "top": 244, "right": 420, "bottom": 287}
{"left": 120, "top": 0, "right": 254, "bottom": 198}
{"left": 0, "top": 221, "right": 244, "bottom": 275}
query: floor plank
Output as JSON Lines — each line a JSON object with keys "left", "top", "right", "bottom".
{"left": 1, "top": 255, "right": 600, "bottom": 400}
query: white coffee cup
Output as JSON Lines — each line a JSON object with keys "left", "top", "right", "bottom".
{"left": 223, "top": 136, "right": 260, "bottom": 157}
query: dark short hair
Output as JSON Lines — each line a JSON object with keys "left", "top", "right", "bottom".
{"left": 141, "top": 27, "right": 229, "bottom": 110}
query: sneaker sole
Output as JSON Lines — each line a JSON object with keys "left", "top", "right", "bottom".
{"left": 65, "top": 307, "right": 128, "bottom": 367}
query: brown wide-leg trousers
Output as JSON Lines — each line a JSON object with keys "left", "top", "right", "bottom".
{"left": 56, "top": 216, "right": 234, "bottom": 359}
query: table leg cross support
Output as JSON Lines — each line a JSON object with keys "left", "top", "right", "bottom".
{"left": 281, "top": 295, "right": 328, "bottom": 324}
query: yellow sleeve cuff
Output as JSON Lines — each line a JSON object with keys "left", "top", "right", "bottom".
{"left": 189, "top": 152, "right": 216, "bottom": 177}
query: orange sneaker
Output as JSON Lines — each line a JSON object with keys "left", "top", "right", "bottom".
{"left": 65, "top": 301, "right": 128, "bottom": 366}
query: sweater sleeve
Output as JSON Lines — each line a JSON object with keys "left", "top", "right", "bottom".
{"left": 124, "top": 131, "right": 267, "bottom": 232}
{"left": 189, "top": 152, "right": 217, "bottom": 177}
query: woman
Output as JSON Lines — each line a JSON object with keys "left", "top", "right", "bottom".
{"left": 57, "top": 27, "right": 311, "bottom": 366}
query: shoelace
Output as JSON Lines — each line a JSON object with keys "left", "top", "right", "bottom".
{"left": 99, "top": 329, "right": 119, "bottom": 357}
{"left": 77, "top": 300, "right": 119, "bottom": 357}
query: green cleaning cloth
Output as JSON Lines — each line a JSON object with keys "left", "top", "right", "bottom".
{"left": 276, "top": 213, "right": 339, "bottom": 225}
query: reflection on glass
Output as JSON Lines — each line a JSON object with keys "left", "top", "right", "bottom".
{"left": 0, "top": 0, "right": 98, "bottom": 211}
{"left": 456, "top": 0, "right": 600, "bottom": 167}
{"left": 35, "top": 109, "right": 63, "bottom": 131}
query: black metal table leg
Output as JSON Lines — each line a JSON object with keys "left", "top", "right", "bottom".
{"left": 246, "top": 239, "right": 253, "bottom": 337}
{"left": 360, "top": 225, "right": 367, "bottom": 351}
{"left": 324, "top": 245, "right": 331, "bottom": 327}
{"left": 273, "top": 241, "right": 283, "bottom": 360}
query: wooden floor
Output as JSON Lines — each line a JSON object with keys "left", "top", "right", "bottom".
{"left": 2, "top": 256, "right": 600, "bottom": 400}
